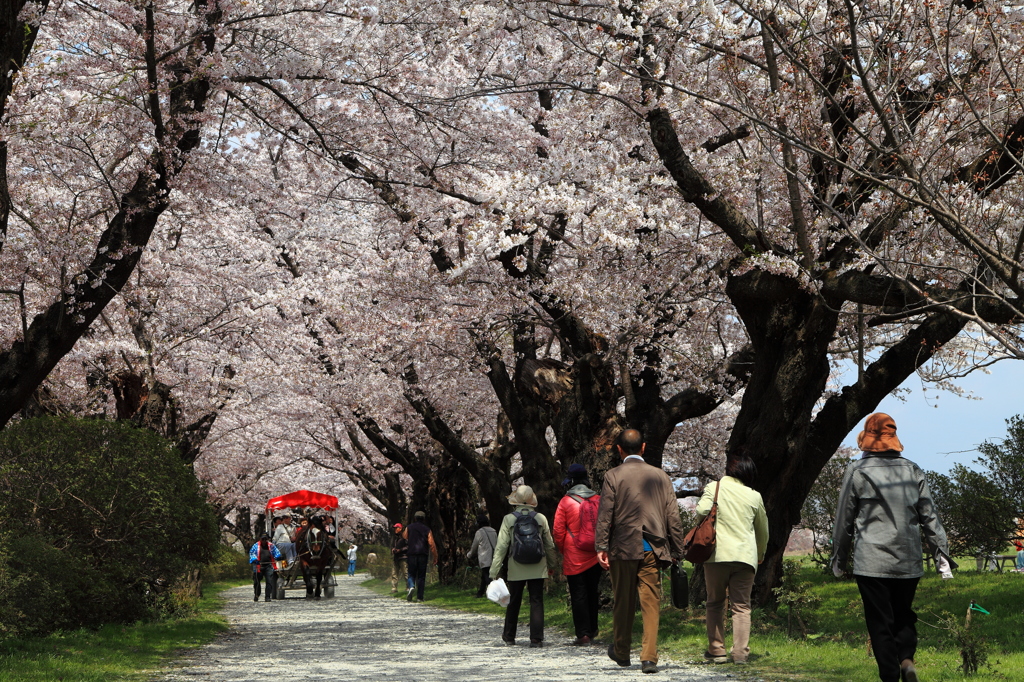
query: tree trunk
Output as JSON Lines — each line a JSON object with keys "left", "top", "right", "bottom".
{"left": 427, "top": 451, "right": 476, "bottom": 583}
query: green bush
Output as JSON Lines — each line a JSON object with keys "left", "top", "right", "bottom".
{"left": 0, "top": 417, "right": 220, "bottom": 637}
{"left": 205, "top": 546, "right": 251, "bottom": 582}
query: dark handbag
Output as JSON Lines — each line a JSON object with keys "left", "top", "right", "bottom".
{"left": 682, "top": 480, "right": 720, "bottom": 564}
{"left": 670, "top": 562, "right": 689, "bottom": 608}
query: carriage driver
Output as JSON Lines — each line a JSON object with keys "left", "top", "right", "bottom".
{"left": 249, "top": 532, "right": 283, "bottom": 602}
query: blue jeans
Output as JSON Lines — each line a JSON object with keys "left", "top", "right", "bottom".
{"left": 348, "top": 559, "right": 356, "bottom": 576}
{"left": 277, "top": 541, "right": 296, "bottom": 564}
{"left": 407, "top": 554, "right": 428, "bottom": 600}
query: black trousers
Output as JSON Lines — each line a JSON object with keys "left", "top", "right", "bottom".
{"left": 856, "top": 575, "right": 920, "bottom": 682}
{"left": 477, "top": 567, "right": 491, "bottom": 597}
{"left": 503, "top": 578, "right": 545, "bottom": 643}
{"left": 408, "top": 554, "right": 428, "bottom": 600}
{"left": 252, "top": 565, "right": 276, "bottom": 599}
{"left": 566, "top": 563, "right": 602, "bottom": 638}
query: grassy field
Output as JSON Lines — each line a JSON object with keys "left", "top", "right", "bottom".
{"left": 0, "top": 578, "right": 248, "bottom": 682}
{"left": 365, "top": 561, "right": 1024, "bottom": 681}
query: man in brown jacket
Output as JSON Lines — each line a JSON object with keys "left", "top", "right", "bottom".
{"left": 596, "top": 429, "right": 686, "bottom": 674}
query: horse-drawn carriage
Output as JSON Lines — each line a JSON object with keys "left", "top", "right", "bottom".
{"left": 265, "top": 490, "right": 342, "bottom": 599}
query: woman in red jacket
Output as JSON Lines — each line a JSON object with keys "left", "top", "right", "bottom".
{"left": 553, "top": 463, "right": 604, "bottom": 645}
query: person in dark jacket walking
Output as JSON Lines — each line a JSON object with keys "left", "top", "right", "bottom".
{"left": 467, "top": 513, "right": 498, "bottom": 597}
{"left": 832, "top": 413, "right": 956, "bottom": 682}
{"left": 403, "top": 511, "right": 438, "bottom": 601}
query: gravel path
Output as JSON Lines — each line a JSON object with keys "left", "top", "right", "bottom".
{"left": 159, "top": 576, "right": 739, "bottom": 681}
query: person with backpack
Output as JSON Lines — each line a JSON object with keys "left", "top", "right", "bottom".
{"left": 249, "top": 532, "right": 283, "bottom": 602}
{"left": 553, "top": 463, "right": 603, "bottom": 645}
{"left": 490, "top": 485, "right": 558, "bottom": 647}
{"left": 466, "top": 513, "right": 498, "bottom": 598}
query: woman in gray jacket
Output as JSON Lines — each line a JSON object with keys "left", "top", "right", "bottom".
{"left": 832, "top": 413, "right": 955, "bottom": 682}
{"left": 467, "top": 513, "right": 497, "bottom": 597}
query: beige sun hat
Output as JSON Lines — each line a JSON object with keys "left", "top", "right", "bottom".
{"left": 507, "top": 485, "right": 538, "bottom": 508}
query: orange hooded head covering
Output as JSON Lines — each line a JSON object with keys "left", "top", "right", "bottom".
{"left": 856, "top": 413, "right": 904, "bottom": 453}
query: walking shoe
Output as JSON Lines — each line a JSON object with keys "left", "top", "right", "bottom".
{"left": 571, "top": 635, "right": 591, "bottom": 646}
{"left": 253, "top": 595, "right": 259, "bottom": 602}
{"left": 406, "top": 587, "right": 414, "bottom": 601}
{"left": 900, "top": 659, "right": 919, "bottom": 682}
{"left": 502, "top": 638, "right": 515, "bottom": 646}
{"left": 529, "top": 640, "right": 543, "bottom": 648}
{"left": 607, "top": 644, "right": 630, "bottom": 667}
{"left": 641, "top": 660, "right": 659, "bottom": 674}
{"left": 264, "top": 596, "right": 271, "bottom": 602}
{"left": 417, "top": 598, "right": 424, "bottom": 602}
{"left": 703, "top": 652, "right": 728, "bottom": 664}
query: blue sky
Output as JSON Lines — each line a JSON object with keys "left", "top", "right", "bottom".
{"left": 840, "top": 360, "right": 1024, "bottom": 474}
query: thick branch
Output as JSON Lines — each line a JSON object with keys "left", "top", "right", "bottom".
{"left": 647, "top": 108, "right": 775, "bottom": 255}
{"left": 664, "top": 344, "right": 755, "bottom": 423}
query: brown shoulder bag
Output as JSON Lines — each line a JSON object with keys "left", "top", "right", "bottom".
{"left": 682, "top": 480, "right": 720, "bottom": 564}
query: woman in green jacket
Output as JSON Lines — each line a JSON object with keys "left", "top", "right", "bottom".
{"left": 695, "top": 456, "right": 768, "bottom": 664}
{"left": 490, "top": 485, "right": 559, "bottom": 647}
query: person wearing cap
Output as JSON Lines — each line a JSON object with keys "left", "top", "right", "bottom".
{"left": 553, "top": 463, "right": 603, "bottom": 645}
{"left": 490, "top": 485, "right": 558, "bottom": 647}
{"left": 832, "top": 413, "right": 956, "bottom": 682}
{"left": 403, "top": 511, "right": 438, "bottom": 601}
{"left": 390, "top": 522, "right": 410, "bottom": 593}
{"left": 596, "top": 429, "right": 686, "bottom": 674}
{"left": 466, "top": 513, "right": 498, "bottom": 598}
{"left": 249, "top": 532, "right": 283, "bottom": 602}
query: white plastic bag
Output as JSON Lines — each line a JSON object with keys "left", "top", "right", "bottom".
{"left": 486, "top": 577, "right": 511, "bottom": 607}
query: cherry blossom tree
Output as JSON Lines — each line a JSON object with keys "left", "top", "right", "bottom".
{"left": 463, "top": 0, "right": 1024, "bottom": 598}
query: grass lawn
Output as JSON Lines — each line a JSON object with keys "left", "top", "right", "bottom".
{"left": 0, "top": 578, "right": 248, "bottom": 681}
{"left": 365, "top": 561, "right": 1024, "bottom": 681}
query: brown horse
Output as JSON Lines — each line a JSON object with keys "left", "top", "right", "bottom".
{"left": 295, "top": 516, "right": 335, "bottom": 599}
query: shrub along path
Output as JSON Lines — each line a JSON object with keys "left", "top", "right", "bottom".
{"left": 159, "top": 576, "right": 734, "bottom": 681}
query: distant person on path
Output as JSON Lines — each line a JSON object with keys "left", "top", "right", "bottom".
{"left": 403, "top": 511, "right": 438, "bottom": 601}
{"left": 347, "top": 543, "right": 359, "bottom": 576}
{"left": 596, "top": 429, "right": 686, "bottom": 674}
{"left": 249, "top": 533, "right": 282, "bottom": 602}
{"left": 490, "top": 485, "right": 558, "bottom": 647}
{"left": 553, "top": 463, "right": 603, "bottom": 646}
{"left": 391, "top": 522, "right": 410, "bottom": 593}
{"left": 467, "top": 513, "right": 498, "bottom": 598}
{"left": 696, "top": 455, "right": 769, "bottom": 665}
{"left": 832, "top": 413, "right": 956, "bottom": 682}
